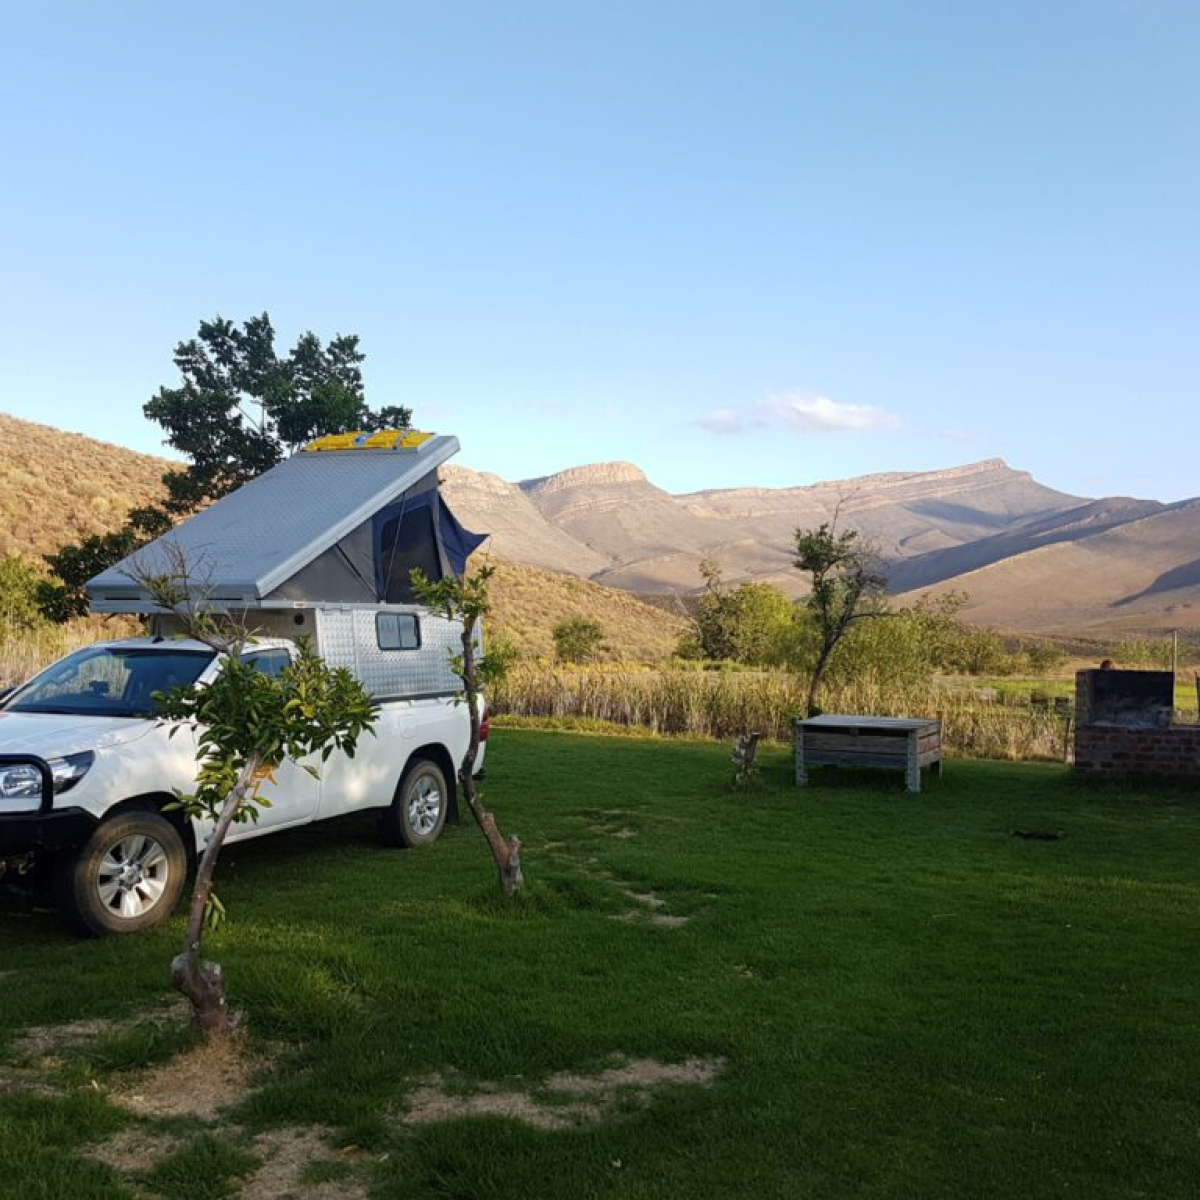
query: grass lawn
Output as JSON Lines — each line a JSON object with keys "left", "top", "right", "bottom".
{"left": 2, "top": 728, "right": 1199, "bottom": 1199}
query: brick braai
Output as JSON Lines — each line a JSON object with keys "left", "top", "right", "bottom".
{"left": 1074, "top": 669, "right": 1200, "bottom": 778}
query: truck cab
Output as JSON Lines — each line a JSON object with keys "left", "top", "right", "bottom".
{"left": 0, "top": 633, "right": 486, "bottom": 935}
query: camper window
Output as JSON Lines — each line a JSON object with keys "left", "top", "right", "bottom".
{"left": 242, "top": 649, "right": 292, "bottom": 678}
{"left": 377, "top": 612, "right": 421, "bottom": 651}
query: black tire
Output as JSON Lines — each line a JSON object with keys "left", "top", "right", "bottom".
{"left": 378, "top": 758, "right": 449, "bottom": 848}
{"left": 58, "top": 811, "right": 187, "bottom": 936}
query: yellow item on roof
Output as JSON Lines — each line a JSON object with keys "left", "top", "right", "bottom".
{"left": 304, "top": 429, "right": 435, "bottom": 452}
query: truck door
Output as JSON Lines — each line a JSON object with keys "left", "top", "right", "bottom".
{"left": 237, "top": 648, "right": 320, "bottom": 830}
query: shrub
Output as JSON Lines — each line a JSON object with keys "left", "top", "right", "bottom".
{"left": 553, "top": 617, "right": 606, "bottom": 663}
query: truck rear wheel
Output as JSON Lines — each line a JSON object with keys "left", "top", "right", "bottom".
{"left": 59, "top": 812, "right": 187, "bottom": 936}
{"left": 379, "top": 758, "right": 448, "bottom": 848}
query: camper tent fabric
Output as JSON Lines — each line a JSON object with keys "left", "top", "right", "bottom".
{"left": 87, "top": 435, "right": 486, "bottom": 611}
{"left": 372, "top": 493, "right": 488, "bottom": 602}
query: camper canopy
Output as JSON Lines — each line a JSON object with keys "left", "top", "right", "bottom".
{"left": 87, "top": 431, "right": 487, "bottom": 613}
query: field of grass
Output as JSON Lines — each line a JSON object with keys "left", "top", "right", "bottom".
{"left": 3, "top": 729, "right": 1200, "bottom": 1198}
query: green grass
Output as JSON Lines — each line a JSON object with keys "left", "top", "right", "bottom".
{"left": 3, "top": 729, "right": 1200, "bottom": 1198}
{"left": 968, "top": 673, "right": 1199, "bottom": 714}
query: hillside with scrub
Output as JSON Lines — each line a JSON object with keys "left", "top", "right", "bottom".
{"left": 0, "top": 412, "right": 172, "bottom": 559}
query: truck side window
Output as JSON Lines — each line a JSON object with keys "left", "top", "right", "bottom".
{"left": 377, "top": 612, "right": 420, "bottom": 651}
{"left": 241, "top": 649, "right": 292, "bottom": 678}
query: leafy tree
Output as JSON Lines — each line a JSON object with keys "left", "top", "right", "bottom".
{"left": 793, "top": 522, "right": 888, "bottom": 716}
{"left": 136, "top": 552, "right": 375, "bottom": 1035}
{"left": 688, "top": 557, "right": 739, "bottom": 661}
{"left": 1021, "top": 639, "right": 1068, "bottom": 674}
{"left": 411, "top": 565, "right": 523, "bottom": 895}
{"left": 553, "top": 617, "right": 606, "bottom": 663}
{"left": 817, "top": 607, "right": 936, "bottom": 688}
{"left": 680, "top": 559, "right": 799, "bottom": 667}
{"left": 40, "top": 313, "right": 411, "bottom": 620}
{"left": 726, "top": 583, "right": 801, "bottom": 667}
{"left": 39, "top": 529, "right": 143, "bottom": 622}
{"left": 0, "top": 554, "right": 49, "bottom": 633}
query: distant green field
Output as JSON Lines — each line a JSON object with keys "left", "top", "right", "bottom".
{"left": 3, "top": 730, "right": 1199, "bottom": 1199}
{"left": 965, "top": 673, "right": 1199, "bottom": 714}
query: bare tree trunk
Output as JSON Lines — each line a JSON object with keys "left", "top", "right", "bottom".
{"left": 458, "top": 765, "right": 523, "bottom": 894}
{"left": 806, "top": 645, "right": 834, "bottom": 717}
{"left": 171, "top": 752, "right": 262, "bottom": 1035}
{"left": 457, "top": 622, "right": 523, "bottom": 894}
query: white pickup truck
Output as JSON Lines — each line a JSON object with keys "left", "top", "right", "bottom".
{"left": 0, "top": 633, "right": 485, "bottom": 936}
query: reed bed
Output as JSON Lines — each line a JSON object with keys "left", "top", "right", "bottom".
{"left": 0, "top": 624, "right": 110, "bottom": 689}
{"left": 0, "top": 632, "right": 1072, "bottom": 762}
{"left": 491, "top": 663, "right": 1072, "bottom": 762}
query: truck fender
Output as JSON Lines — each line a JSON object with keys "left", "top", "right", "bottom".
{"left": 404, "top": 744, "right": 459, "bottom": 824}
{"left": 99, "top": 794, "right": 199, "bottom": 868}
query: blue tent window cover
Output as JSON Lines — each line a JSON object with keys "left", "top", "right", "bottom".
{"left": 372, "top": 494, "right": 487, "bottom": 603}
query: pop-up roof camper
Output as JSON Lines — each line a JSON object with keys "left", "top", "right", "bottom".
{"left": 88, "top": 430, "right": 486, "bottom": 614}
{"left": 86, "top": 431, "right": 488, "bottom": 700}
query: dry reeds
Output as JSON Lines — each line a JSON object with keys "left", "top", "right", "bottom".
{"left": 492, "top": 664, "right": 1071, "bottom": 762}
{"left": 0, "top": 619, "right": 138, "bottom": 689}
{"left": 0, "top": 628, "right": 1070, "bottom": 763}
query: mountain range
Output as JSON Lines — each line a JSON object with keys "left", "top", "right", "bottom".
{"left": 441, "top": 458, "right": 1200, "bottom": 637}
{"left": 0, "top": 410, "right": 1195, "bottom": 639}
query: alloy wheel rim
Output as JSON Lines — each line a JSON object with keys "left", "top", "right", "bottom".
{"left": 96, "top": 833, "right": 170, "bottom": 919}
{"left": 407, "top": 774, "right": 443, "bottom": 835}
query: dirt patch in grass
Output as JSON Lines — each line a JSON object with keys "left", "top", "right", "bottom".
{"left": 84, "top": 1126, "right": 183, "bottom": 1175}
{"left": 85, "top": 1123, "right": 370, "bottom": 1200}
{"left": 617, "top": 887, "right": 693, "bottom": 927}
{"left": 401, "top": 1056, "right": 724, "bottom": 1130}
{"left": 403, "top": 1079, "right": 597, "bottom": 1130}
{"left": 12, "top": 1000, "right": 190, "bottom": 1062}
{"left": 545, "top": 1057, "right": 723, "bottom": 1094}
{"left": 0, "top": 1064, "right": 62, "bottom": 1097}
{"left": 242, "top": 1127, "right": 369, "bottom": 1200}
{"left": 586, "top": 824, "right": 637, "bottom": 839}
{"left": 111, "top": 1034, "right": 267, "bottom": 1120}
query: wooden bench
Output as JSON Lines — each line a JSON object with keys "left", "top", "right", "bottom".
{"left": 794, "top": 715, "right": 942, "bottom": 793}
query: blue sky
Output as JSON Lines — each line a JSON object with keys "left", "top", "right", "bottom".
{"left": 1, "top": 1, "right": 1196, "bottom": 501}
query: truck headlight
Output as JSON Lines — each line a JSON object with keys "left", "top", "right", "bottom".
{"left": 0, "top": 752, "right": 94, "bottom": 799}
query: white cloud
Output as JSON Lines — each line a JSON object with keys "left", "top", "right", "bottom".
{"left": 696, "top": 391, "right": 901, "bottom": 437}
{"left": 763, "top": 392, "right": 901, "bottom": 433}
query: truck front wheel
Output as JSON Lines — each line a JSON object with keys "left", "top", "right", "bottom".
{"left": 59, "top": 812, "right": 187, "bottom": 936}
{"left": 379, "top": 759, "right": 448, "bottom": 848}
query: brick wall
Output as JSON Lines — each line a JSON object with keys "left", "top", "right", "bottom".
{"left": 1074, "top": 723, "right": 1200, "bottom": 777}
{"left": 1074, "top": 668, "right": 1200, "bottom": 779}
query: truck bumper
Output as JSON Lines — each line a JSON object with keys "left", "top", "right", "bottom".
{"left": 0, "top": 807, "right": 96, "bottom": 855}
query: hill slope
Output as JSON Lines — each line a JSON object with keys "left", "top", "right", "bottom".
{"left": 0, "top": 413, "right": 685, "bottom": 658}
{"left": 894, "top": 500, "right": 1200, "bottom": 636}
{"left": 0, "top": 412, "right": 172, "bottom": 560}
{"left": 482, "top": 559, "right": 688, "bottom": 661}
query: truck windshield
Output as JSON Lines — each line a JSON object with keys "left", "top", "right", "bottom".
{"left": 4, "top": 646, "right": 216, "bottom": 718}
